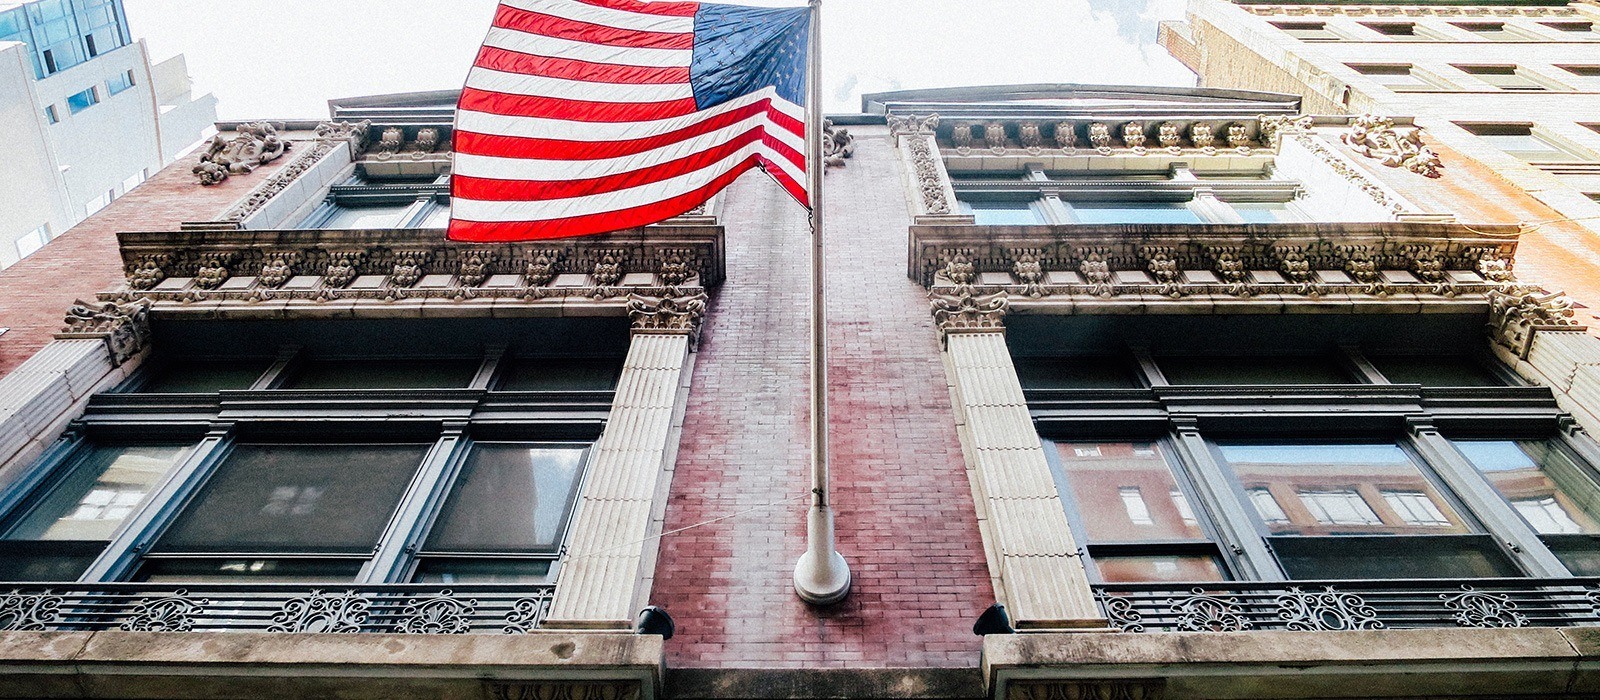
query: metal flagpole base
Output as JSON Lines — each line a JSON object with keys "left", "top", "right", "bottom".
{"left": 793, "top": 506, "right": 851, "bottom": 605}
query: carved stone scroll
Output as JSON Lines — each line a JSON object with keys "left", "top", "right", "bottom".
{"left": 1342, "top": 114, "right": 1444, "bottom": 178}
{"left": 58, "top": 299, "right": 152, "bottom": 366}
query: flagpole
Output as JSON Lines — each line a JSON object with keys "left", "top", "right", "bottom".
{"left": 794, "top": 0, "right": 850, "bottom": 606}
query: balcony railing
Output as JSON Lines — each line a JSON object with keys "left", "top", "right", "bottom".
{"left": 0, "top": 583, "right": 554, "bottom": 635}
{"left": 1094, "top": 578, "right": 1600, "bottom": 633}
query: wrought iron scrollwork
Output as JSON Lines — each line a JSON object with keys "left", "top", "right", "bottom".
{"left": 1169, "top": 589, "right": 1253, "bottom": 632}
{"left": 0, "top": 590, "right": 64, "bottom": 631}
{"left": 1095, "top": 590, "right": 1146, "bottom": 633}
{"left": 395, "top": 591, "right": 478, "bottom": 635}
{"left": 1275, "top": 586, "right": 1383, "bottom": 631}
{"left": 268, "top": 589, "right": 370, "bottom": 633}
{"left": 121, "top": 590, "right": 209, "bottom": 632}
{"left": 1442, "top": 586, "right": 1527, "bottom": 628}
{"left": 503, "top": 591, "right": 554, "bottom": 634}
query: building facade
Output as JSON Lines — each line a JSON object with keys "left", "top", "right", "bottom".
{"left": 0, "top": 0, "right": 216, "bottom": 269}
{"left": 1160, "top": 0, "right": 1600, "bottom": 308}
{"left": 4, "top": 78, "right": 1600, "bottom": 699}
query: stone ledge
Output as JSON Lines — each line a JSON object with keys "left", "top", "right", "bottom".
{"left": 984, "top": 628, "right": 1592, "bottom": 700}
{"left": 665, "top": 668, "right": 985, "bottom": 700}
{"left": 0, "top": 631, "right": 663, "bottom": 700}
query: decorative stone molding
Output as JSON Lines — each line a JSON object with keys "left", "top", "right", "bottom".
{"left": 1257, "top": 114, "right": 1313, "bottom": 149}
{"left": 1246, "top": 4, "right": 1578, "bottom": 17}
{"left": 107, "top": 227, "right": 725, "bottom": 308}
{"left": 823, "top": 119, "right": 855, "bottom": 168}
{"left": 219, "top": 120, "right": 373, "bottom": 224}
{"left": 930, "top": 289, "right": 1010, "bottom": 341}
{"left": 194, "top": 122, "right": 290, "bottom": 185}
{"left": 1007, "top": 680, "right": 1163, "bottom": 700}
{"left": 367, "top": 125, "right": 449, "bottom": 162}
{"left": 913, "top": 222, "right": 1517, "bottom": 302}
{"left": 1490, "top": 287, "right": 1586, "bottom": 359}
{"left": 1284, "top": 130, "right": 1407, "bottom": 216}
{"left": 889, "top": 114, "right": 953, "bottom": 216}
{"left": 628, "top": 292, "right": 709, "bottom": 349}
{"left": 1343, "top": 114, "right": 1443, "bottom": 178}
{"left": 487, "top": 682, "right": 642, "bottom": 700}
{"left": 57, "top": 299, "right": 152, "bottom": 366}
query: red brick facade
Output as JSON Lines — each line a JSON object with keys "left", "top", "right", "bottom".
{"left": 0, "top": 152, "right": 292, "bottom": 377}
{"left": 654, "top": 131, "right": 994, "bottom": 668}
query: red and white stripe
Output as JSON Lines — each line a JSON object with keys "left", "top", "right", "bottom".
{"left": 449, "top": 0, "right": 808, "bottom": 242}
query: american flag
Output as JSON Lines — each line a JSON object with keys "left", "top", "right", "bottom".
{"left": 448, "top": 0, "right": 812, "bottom": 242}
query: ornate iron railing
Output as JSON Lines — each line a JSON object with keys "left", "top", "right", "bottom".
{"left": 1094, "top": 579, "right": 1600, "bottom": 633}
{"left": 0, "top": 583, "right": 554, "bottom": 635}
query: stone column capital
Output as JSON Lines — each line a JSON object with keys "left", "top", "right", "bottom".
{"left": 931, "top": 289, "right": 1009, "bottom": 344}
{"left": 628, "top": 292, "right": 709, "bottom": 350}
{"left": 1488, "top": 286, "right": 1587, "bottom": 359}
{"left": 55, "top": 298, "right": 152, "bottom": 366}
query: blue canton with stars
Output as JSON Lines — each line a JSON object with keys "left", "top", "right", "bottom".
{"left": 689, "top": 3, "right": 810, "bottom": 111}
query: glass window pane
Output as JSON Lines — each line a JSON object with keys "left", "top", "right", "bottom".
{"left": 1094, "top": 554, "right": 1227, "bottom": 583}
{"left": 1014, "top": 357, "right": 1138, "bottom": 389}
{"left": 1369, "top": 355, "right": 1505, "bottom": 386}
{"left": 1159, "top": 357, "right": 1351, "bottom": 385}
{"left": 1545, "top": 539, "right": 1600, "bottom": 575}
{"left": 1456, "top": 440, "right": 1600, "bottom": 534}
{"left": 154, "top": 444, "right": 428, "bottom": 553}
{"left": 418, "top": 202, "right": 451, "bottom": 228}
{"left": 1270, "top": 535, "right": 1519, "bottom": 579}
{"left": 1231, "top": 202, "right": 1304, "bottom": 223}
{"left": 497, "top": 358, "right": 622, "bottom": 392}
{"left": 283, "top": 359, "right": 479, "bottom": 390}
{"left": 136, "top": 360, "right": 272, "bottom": 393}
{"left": 412, "top": 559, "right": 552, "bottom": 584}
{"left": 961, "top": 200, "right": 1042, "bottom": 225}
{"left": 1070, "top": 203, "right": 1203, "bottom": 224}
{"left": 320, "top": 203, "right": 413, "bottom": 229}
{"left": 4, "top": 445, "right": 189, "bottom": 541}
{"left": 1218, "top": 443, "right": 1470, "bottom": 535}
{"left": 136, "top": 558, "right": 362, "bottom": 583}
{"left": 1054, "top": 442, "right": 1206, "bottom": 542}
{"left": 425, "top": 444, "right": 587, "bottom": 552}
{"left": 0, "top": 541, "right": 107, "bottom": 582}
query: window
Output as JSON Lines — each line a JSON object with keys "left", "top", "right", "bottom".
{"left": 1157, "top": 356, "right": 1352, "bottom": 385}
{"left": 138, "top": 443, "right": 432, "bottom": 581}
{"left": 1272, "top": 21, "right": 1342, "bottom": 41}
{"left": 316, "top": 203, "right": 416, "bottom": 229}
{"left": 1456, "top": 440, "right": 1600, "bottom": 574}
{"left": 1217, "top": 443, "right": 1517, "bottom": 579}
{"left": 1359, "top": 22, "right": 1440, "bottom": 40}
{"left": 1015, "top": 356, "right": 1141, "bottom": 390}
{"left": 1542, "top": 21, "right": 1597, "bottom": 36}
{"left": 412, "top": 443, "right": 587, "bottom": 583}
{"left": 1348, "top": 64, "right": 1450, "bottom": 91}
{"left": 0, "top": 444, "right": 192, "bottom": 581}
{"left": 497, "top": 358, "right": 622, "bottom": 391}
{"left": 1559, "top": 65, "right": 1600, "bottom": 77}
{"left": 1069, "top": 203, "right": 1203, "bottom": 225}
{"left": 66, "top": 86, "right": 99, "bottom": 115}
{"left": 1231, "top": 202, "right": 1307, "bottom": 223}
{"left": 280, "top": 358, "right": 480, "bottom": 390}
{"left": 1453, "top": 21, "right": 1528, "bottom": 41}
{"left": 1460, "top": 124, "right": 1593, "bottom": 162}
{"left": 121, "top": 169, "right": 147, "bottom": 196}
{"left": 1050, "top": 441, "right": 1228, "bottom": 583}
{"left": 1368, "top": 355, "right": 1507, "bottom": 386}
{"left": 132, "top": 359, "right": 273, "bottom": 393}
{"left": 106, "top": 69, "right": 134, "bottom": 96}
{"left": 43, "top": 104, "right": 59, "bottom": 124}
{"left": 14, "top": 224, "right": 50, "bottom": 261}
{"left": 1455, "top": 65, "right": 1559, "bottom": 91}
{"left": 960, "top": 200, "right": 1044, "bottom": 225}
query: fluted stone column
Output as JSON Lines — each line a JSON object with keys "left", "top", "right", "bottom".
{"left": 1490, "top": 289, "right": 1600, "bottom": 432}
{"left": 545, "top": 293, "right": 705, "bottom": 629}
{"left": 934, "top": 291, "right": 1108, "bottom": 629}
{"left": 0, "top": 300, "right": 151, "bottom": 486}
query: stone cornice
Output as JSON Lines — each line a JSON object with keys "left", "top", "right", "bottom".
{"left": 910, "top": 222, "right": 1521, "bottom": 304}
{"left": 108, "top": 227, "right": 724, "bottom": 315}
{"left": 1242, "top": 3, "right": 1579, "bottom": 17}
{"left": 898, "top": 114, "right": 1311, "bottom": 159}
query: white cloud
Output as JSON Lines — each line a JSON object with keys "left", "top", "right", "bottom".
{"left": 123, "top": 0, "right": 1194, "bottom": 120}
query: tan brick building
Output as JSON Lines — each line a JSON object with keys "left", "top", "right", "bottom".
{"left": 6, "top": 80, "right": 1600, "bottom": 699}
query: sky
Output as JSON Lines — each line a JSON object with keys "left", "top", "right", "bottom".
{"left": 121, "top": 0, "right": 1197, "bottom": 121}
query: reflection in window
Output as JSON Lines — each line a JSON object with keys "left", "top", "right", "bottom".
{"left": 1383, "top": 491, "right": 1453, "bottom": 527}
{"left": 1170, "top": 489, "right": 1198, "bottom": 526}
{"left": 1248, "top": 488, "right": 1291, "bottom": 524}
{"left": 1070, "top": 203, "right": 1203, "bottom": 225}
{"left": 1053, "top": 442, "right": 1206, "bottom": 542}
{"left": 960, "top": 200, "right": 1042, "bottom": 225}
{"left": 1457, "top": 440, "right": 1600, "bottom": 575}
{"left": 1120, "top": 487, "right": 1154, "bottom": 526}
{"left": 1515, "top": 497, "right": 1583, "bottom": 534}
{"left": 1220, "top": 443, "right": 1466, "bottom": 536}
{"left": 1094, "top": 555, "right": 1227, "bottom": 583}
{"left": 0, "top": 444, "right": 191, "bottom": 581}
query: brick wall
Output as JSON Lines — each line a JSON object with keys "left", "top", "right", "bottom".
{"left": 654, "top": 127, "right": 994, "bottom": 668}
{"left": 0, "top": 150, "right": 294, "bottom": 378}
